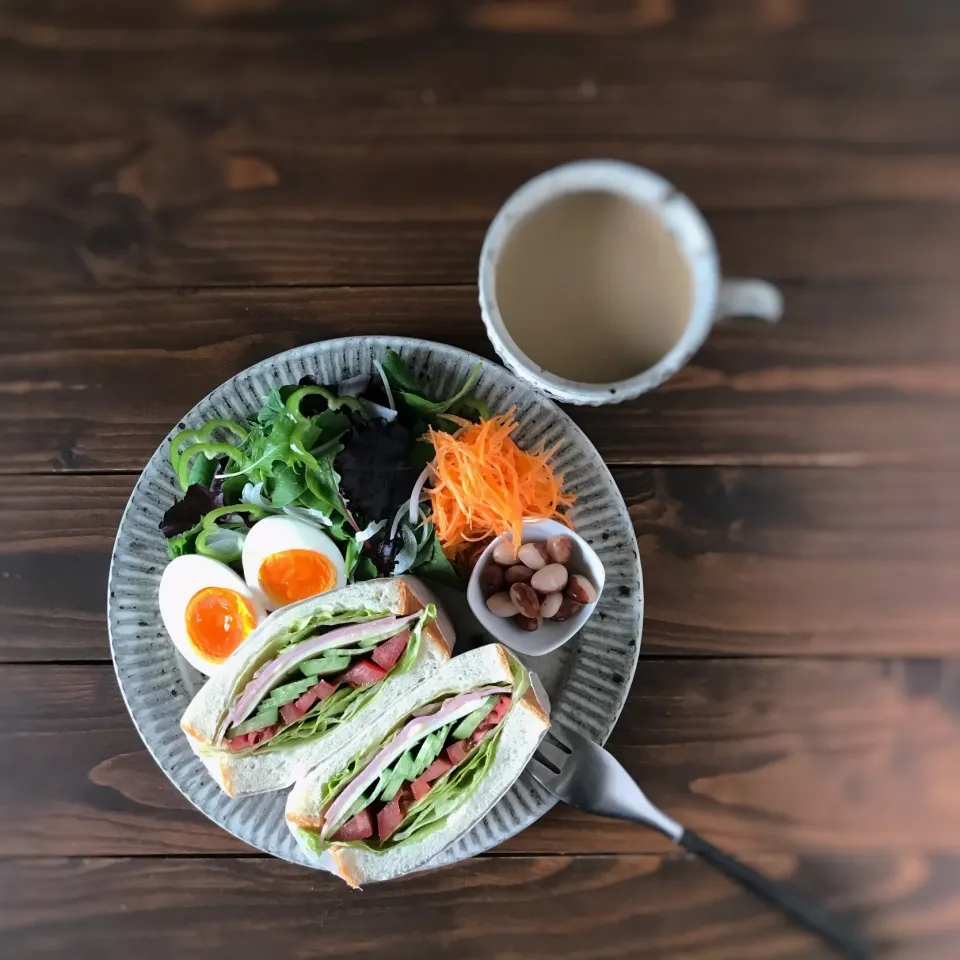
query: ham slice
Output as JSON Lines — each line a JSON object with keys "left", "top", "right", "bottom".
{"left": 219, "top": 612, "right": 421, "bottom": 738}
{"left": 371, "top": 630, "right": 409, "bottom": 670}
{"left": 331, "top": 808, "right": 374, "bottom": 842}
{"left": 340, "top": 659, "right": 388, "bottom": 688}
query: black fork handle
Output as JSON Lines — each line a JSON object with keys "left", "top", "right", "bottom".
{"left": 679, "top": 830, "right": 872, "bottom": 959}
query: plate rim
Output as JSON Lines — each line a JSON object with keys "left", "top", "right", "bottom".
{"left": 107, "top": 335, "right": 643, "bottom": 864}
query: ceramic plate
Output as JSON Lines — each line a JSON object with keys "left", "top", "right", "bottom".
{"left": 108, "top": 337, "right": 643, "bottom": 869}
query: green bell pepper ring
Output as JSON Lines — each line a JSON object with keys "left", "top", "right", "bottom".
{"left": 176, "top": 442, "right": 246, "bottom": 491}
{"left": 284, "top": 386, "right": 362, "bottom": 421}
{"left": 170, "top": 419, "right": 247, "bottom": 478}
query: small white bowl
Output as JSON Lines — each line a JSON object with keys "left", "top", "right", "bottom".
{"left": 466, "top": 519, "right": 606, "bottom": 656}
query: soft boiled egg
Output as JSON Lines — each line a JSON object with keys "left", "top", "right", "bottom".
{"left": 159, "top": 555, "right": 266, "bottom": 675}
{"left": 241, "top": 515, "right": 346, "bottom": 611}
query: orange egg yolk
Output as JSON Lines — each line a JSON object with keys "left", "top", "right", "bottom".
{"left": 258, "top": 549, "right": 338, "bottom": 608}
{"left": 184, "top": 587, "right": 258, "bottom": 664}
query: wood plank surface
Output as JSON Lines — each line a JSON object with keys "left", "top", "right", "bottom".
{"left": 0, "top": 1, "right": 959, "bottom": 290}
{"left": 3, "top": 467, "right": 956, "bottom": 663}
{"left": 3, "top": 853, "right": 955, "bottom": 960}
{"left": 1, "top": 282, "right": 958, "bottom": 471}
{"left": 4, "top": 658, "right": 958, "bottom": 858}
{"left": 3, "top": 1, "right": 959, "bottom": 956}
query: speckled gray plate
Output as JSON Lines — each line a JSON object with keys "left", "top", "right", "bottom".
{"left": 108, "top": 337, "right": 643, "bottom": 869}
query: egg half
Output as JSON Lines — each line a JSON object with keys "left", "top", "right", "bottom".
{"left": 159, "top": 555, "right": 266, "bottom": 675}
{"left": 241, "top": 515, "right": 346, "bottom": 610}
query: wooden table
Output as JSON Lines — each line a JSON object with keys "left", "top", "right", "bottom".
{"left": 1, "top": 2, "right": 958, "bottom": 957}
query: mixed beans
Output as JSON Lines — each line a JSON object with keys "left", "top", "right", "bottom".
{"left": 478, "top": 535, "right": 599, "bottom": 632}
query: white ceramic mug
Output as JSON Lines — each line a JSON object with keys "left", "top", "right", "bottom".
{"left": 478, "top": 160, "right": 783, "bottom": 405}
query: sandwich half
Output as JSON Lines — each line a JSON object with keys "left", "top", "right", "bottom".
{"left": 285, "top": 643, "right": 549, "bottom": 887}
{"left": 181, "top": 576, "right": 455, "bottom": 797}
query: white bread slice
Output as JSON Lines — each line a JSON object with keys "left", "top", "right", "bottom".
{"left": 179, "top": 577, "right": 455, "bottom": 797}
{"left": 285, "top": 644, "right": 550, "bottom": 886}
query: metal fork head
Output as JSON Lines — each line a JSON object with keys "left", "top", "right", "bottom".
{"left": 530, "top": 722, "right": 683, "bottom": 841}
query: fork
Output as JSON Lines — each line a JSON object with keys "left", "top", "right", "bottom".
{"left": 531, "top": 723, "right": 872, "bottom": 959}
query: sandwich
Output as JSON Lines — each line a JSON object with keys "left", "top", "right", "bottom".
{"left": 180, "top": 576, "right": 455, "bottom": 797}
{"left": 285, "top": 642, "right": 550, "bottom": 887}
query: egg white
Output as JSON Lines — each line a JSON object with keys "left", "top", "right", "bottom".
{"left": 158, "top": 554, "right": 266, "bottom": 675}
{"left": 241, "top": 515, "right": 347, "bottom": 610}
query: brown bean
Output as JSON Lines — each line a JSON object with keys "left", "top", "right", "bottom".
{"left": 504, "top": 564, "right": 534, "bottom": 584}
{"left": 517, "top": 542, "right": 549, "bottom": 570}
{"left": 478, "top": 563, "right": 504, "bottom": 597}
{"left": 516, "top": 614, "right": 541, "bottom": 632}
{"left": 465, "top": 541, "right": 491, "bottom": 571}
{"left": 550, "top": 595, "right": 584, "bottom": 621}
{"left": 509, "top": 582, "right": 540, "bottom": 619}
{"left": 530, "top": 563, "right": 568, "bottom": 594}
{"left": 492, "top": 539, "right": 518, "bottom": 566}
{"left": 566, "top": 574, "right": 598, "bottom": 605}
{"left": 539, "top": 592, "right": 563, "bottom": 619}
{"left": 486, "top": 592, "right": 518, "bottom": 618}
{"left": 546, "top": 535, "right": 573, "bottom": 565}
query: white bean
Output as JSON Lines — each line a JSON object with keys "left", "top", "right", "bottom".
{"left": 546, "top": 535, "right": 573, "bottom": 564}
{"left": 492, "top": 539, "right": 518, "bottom": 565}
{"left": 531, "top": 563, "right": 569, "bottom": 594}
{"left": 517, "top": 542, "right": 549, "bottom": 570}
{"left": 539, "top": 592, "right": 563, "bottom": 619}
{"left": 486, "top": 592, "right": 518, "bottom": 617}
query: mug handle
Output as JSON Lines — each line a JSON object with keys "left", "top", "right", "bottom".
{"left": 716, "top": 279, "right": 783, "bottom": 324}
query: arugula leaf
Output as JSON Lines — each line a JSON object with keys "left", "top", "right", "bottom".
{"left": 304, "top": 445, "right": 344, "bottom": 515}
{"left": 187, "top": 452, "right": 219, "bottom": 487}
{"left": 381, "top": 349, "right": 427, "bottom": 395}
{"left": 413, "top": 530, "right": 460, "bottom": 588}
{"left": 312, "top": 410, "right": 351, "bottom": 445}
{"left": 240, "top": 422, "right": 291, "bottom": 484}
{"left": 269, "top": 463, "right": 306, "bottom": 507}
{"left": 257, "top": 387, "right": 289, "bottom": 430}
{"left": 398, "top": 363, "right": 481, "bottom": 419}
{"left": 219, "top": 473, "right": 247, "bottom": 506}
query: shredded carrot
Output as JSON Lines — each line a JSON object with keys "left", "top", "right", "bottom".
{"left": 424, "top": 409, "right": 575, "bottom": 558}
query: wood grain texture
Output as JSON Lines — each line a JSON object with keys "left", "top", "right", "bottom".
{"left": 4, "top": 658, "right": 959, "bottom": 858}
{"left": 2, "top": 2, "right": 959, "bottom": 956}
{"left": 1, "top": 1, "right": 960, "bottom": 290}
{"left": 3, "top": 467, "right": 956, "bottom": 662}
{"left": 4, "top": 853, "right": 956, "bottom": 960}
{"left": 1, "top": 283, "right": 957, "bottom": 471}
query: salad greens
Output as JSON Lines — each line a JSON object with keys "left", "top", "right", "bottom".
{"left": 160, "top": 350, "right": 476, "bottom": 586}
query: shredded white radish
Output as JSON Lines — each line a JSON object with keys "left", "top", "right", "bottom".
{"left": 372, "top": 359, "right": 396, "bottom": 410}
